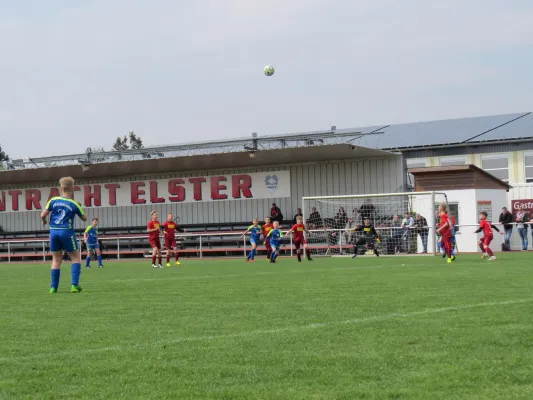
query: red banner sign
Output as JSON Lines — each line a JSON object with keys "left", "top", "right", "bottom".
{"left": 511, "top": 199, "right": 533, "bottom": 213}
{"left": 0, "top": 171, "right": 291, "bottom": 212}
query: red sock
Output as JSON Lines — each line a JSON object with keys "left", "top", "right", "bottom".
{"left": 479, "top": 243, "right": 485, "bottom": 252}
{"left": 296, "top": 250, "right": 301, "bottom": 261}
{"left": 175, "top": 252, "right": 179, "bottom": 261}
{"left": 158, "top": 256, "right": 162, "bottom": 265}
{"left": 166, "top": 253, "right": 170, "bottom": 263}
{"left": 486, "top": 247, "right": 494, "bottom": 257}
{"left": 152, "top": 255, "right": 156, "bottom": 264}
{"left": 306, "top": 249, "right": 311, "bottom": 258}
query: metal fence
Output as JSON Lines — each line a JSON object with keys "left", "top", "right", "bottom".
{"left": 0, "top": 223, "right": 525, "bottom": 263}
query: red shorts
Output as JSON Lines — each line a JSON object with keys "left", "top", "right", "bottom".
{"left": 481, "top": 234, "right": 493, "bottom": 246}
{"left": 149, "top": 238, "right": 161, "bottom": 249}
{"left": 440, "top": 235, "right": 452, "bottom": 251}
{"left": 165, "top": 237, "right": 177, "bottom": 249}
{"left": 294, "top": 238, "right": 307, "bottom": 249}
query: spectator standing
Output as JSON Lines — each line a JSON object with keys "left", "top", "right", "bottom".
{"left": 270, "top": 203, "right": 284, "bottom": 224}
{"left": 499, "top": 207, "right": 513, "bottom": 250}
{"left": 360, "top": 199, "right": 375, "bottom": 221}
{"left": 344, "top": 218, "right": 359, "bottom": 245}
{"left": 308, "top": 207, "right": 322, "bottom": 228}
{"left": 390, "top": 214, "right": 403, "bottom": 254}
{"left": 293, "top": 208, "right": 303, "bottom": 225}
{"left": 336, "top": 207, "right": 347, "bottom": 227}
{"left": 402, "top": 212, "right": 415, "bottom": 253}
{"left": 415, "top": 213, "right": 429, "bottom": 253}
{"left": 516, "top": 207, "right": 528, "bottom": 250}
{"left": 351, "top": 208, "right": 362, "bottom": 226}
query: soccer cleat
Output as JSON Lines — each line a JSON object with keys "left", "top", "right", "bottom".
{"left": 352, "top": 254, "right": 357, "bottom": 259}
{"left": 488, "top": 256, "right": 496, "bottom": 261}
{"left": 447, "top": 258, "right": 452, "bottom": 264}
{"left": 451, "top": 256, "right": 456, "bottom": 262}
{"left": 49, "top": 287, "right": 57, "bottom": 294}
{"left": 70, "top": 285, "right": 83, "bottom": 293}
{"left": 158, "top": 264, "right": 163, "bottom": 268}
{"left": 152, "top": 264, "right": 158, "bottom": 268}
{"left": 166, "top": 263, "right": 171, "bottom": 267}
{"left": 307, "top": 257, "right": 313, "bottom": 262}
{"left": 175, "top": 261, "right": 181, "bottom": 266}
{"left": 85, "top": 266, "right": 91, "bottom": 269}
{"left": 99, "top": 265, "right": 103, "bottom": 268}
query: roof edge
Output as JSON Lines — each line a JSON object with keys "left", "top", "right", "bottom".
{"left": 408, "top": 164, "right": 512, "bottom": 190}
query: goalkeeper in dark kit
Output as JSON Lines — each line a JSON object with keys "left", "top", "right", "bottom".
{"left": 350, "top": 217, "right": 381, "bottom": 258}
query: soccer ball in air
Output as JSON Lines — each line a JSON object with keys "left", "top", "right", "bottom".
{"left": 264, "top": 65, "right": 275, "bottom": 76}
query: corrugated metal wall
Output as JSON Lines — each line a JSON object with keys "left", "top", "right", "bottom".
{"left": 0, "top": 157, "right": 404, "bottom": 232}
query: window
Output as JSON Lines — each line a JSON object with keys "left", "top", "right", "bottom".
{"left": 434, "top": 203, "right": 459, "bottom": 226}
{"left": 406, "top": 158, "right": 427, "bottom": 187}
{"left": 440, "top": 157, "right": 466, "bottom": 166}
{"left": 525, "top": 153, "right": 533, "bottom": 183}
{"left": 481, "top": 154, "right": 509, "bottom": 182}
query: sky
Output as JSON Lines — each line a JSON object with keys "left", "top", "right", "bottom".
{"left": 0, "top": 0, "right": 532, "bottom": 159}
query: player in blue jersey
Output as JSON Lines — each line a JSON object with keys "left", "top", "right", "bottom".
{"left": 41, "top": 177, "right": 87, "bottom": 293}
{"left": 84, "top": 217, "right": 103, "bottom": 268}
{"left": 240, "top": 218, "right": 262, "bottom": 262}
{"left": 267, "top": 221, "right": 283, "bottom": 263}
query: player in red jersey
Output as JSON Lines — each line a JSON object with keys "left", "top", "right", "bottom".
{"left": 474, "top": 211, "right": 503, "bottom": 261}
{"left": 286, "top": 216, "right": 313, "bottom": 262}
{"left": 261, "top": 217, "right": 273, "bottom": 260}
{"left": 162, "top": 213, "right": 183, "bottom": 267}
{"left": 147, "top": 211, "right": 163, "bottom": 268}
{"left": 436, "top": 203, "right": 455, "bottom": 263}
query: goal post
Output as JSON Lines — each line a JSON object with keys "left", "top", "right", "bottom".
{"left": 302, "top": 191, "right": 449, "bottom": 257}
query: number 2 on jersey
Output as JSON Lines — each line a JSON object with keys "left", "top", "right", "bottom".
{"left": 54, "top": 209, "right": 67, "bottom": 225}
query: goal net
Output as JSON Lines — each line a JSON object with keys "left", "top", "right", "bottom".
{"left": 301, "top": 191, "right": 448, "bottom": 257}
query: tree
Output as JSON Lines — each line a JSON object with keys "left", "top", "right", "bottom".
{"left": 111, "top": 132, "right": 144, "bottom": 151}
{"left": 128, "top": 131, "right": 144, "bottom": 149}
{"left": 112, "top": 136, "right": 129, "bottom": 151}
{"left": 0, "top": 144, "right": 9, "bottom": 162}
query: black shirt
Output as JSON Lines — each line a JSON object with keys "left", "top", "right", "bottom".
{"left": 499, "top": 212, "right": 513, "bottom": 230}
{"left": 353, "top": 224, "right": 379, "bottom": 239}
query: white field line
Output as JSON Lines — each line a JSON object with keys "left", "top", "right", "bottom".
{"left": 0, "top": 298, "right": 530, "bottom": 364}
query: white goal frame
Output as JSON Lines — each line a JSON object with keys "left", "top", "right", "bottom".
{"left": 302, "top": 191, "right": 449, "bottom": 257}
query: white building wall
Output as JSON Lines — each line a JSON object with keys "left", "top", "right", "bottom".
{"left": 0, "top": 157, "right": 404, "bottom": 232}
{"left": 412, "top": 189, "right": 508, "bottom": 253}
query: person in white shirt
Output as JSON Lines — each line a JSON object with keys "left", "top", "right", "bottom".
{"left": 402, "top": 212, "right": 415, "bottom": 253}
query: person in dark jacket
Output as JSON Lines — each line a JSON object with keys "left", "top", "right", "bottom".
{"left": 270, "top": 203, "right": 284, "bottom": 224}
{"left": 293, "top": 208, "right": 303, "bottom": 225}
{"left": 415, "top": 213, "right": 429, "bottom": 253}
{"left": 498, "top": 207, "right": 513, "bottom": 250}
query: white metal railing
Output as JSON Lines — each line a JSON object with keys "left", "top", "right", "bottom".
{"left": 0, "top": 223, "right": 525, "bottom": 263}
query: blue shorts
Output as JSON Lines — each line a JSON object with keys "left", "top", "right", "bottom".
{"left": 50, "top": 230, "right": 78, "bottom": 253}
{"left": 87, "top": 243, "right": 99, "bottom": 250}
{"left": 250, "top": 238, "right": 257, "bottom": 245}
{"left": 271, "top": 243, "right": 280, "bottom": 251}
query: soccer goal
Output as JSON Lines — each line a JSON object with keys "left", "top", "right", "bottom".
{"left": 302, "top": 191, "right": 449, "bottom": 257}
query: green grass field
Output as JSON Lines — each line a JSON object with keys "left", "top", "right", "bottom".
{"left": 1, "top": 254, "right": 532, "bottom": 400}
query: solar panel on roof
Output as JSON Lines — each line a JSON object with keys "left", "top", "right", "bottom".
{"left": 350, "top": 113, "right": 530, "bottom": 150}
